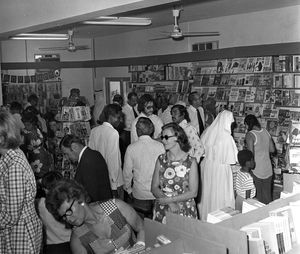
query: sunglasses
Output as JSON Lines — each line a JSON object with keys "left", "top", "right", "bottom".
{"left": 60, "top": 199, "right": 75, "bottom": 220}
{"left": 161, "top": 135, "right": 176, "bottom": 141}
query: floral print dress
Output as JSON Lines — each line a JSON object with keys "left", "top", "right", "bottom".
{"left": 23, "top": 127, "right": 53, "bottom": 180}
{"left": 153, "top": 153, "right": 197, "bottom": 224}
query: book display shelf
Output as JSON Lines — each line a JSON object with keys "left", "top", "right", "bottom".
{"left": 129, "top": 64, "right": 192, "bottom": 103}
{"left": 54, "top": 105, "right": 91, "bottom": 179}
{"left": 128, "top": 54, "right": 300, "bottom": 188}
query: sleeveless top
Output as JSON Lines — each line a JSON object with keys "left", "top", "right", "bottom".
{"left": 250, "top": 128, "right": 273, "bottom": 179}
{"left": 73, "top": 199, "right": 136, "bottom": 254}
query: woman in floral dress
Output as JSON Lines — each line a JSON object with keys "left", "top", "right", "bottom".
{"left": 151, "top": 122, "right": 198, "bottom": 223}
{"left": 22, "top": 111, "right": 53, "bottom": 181}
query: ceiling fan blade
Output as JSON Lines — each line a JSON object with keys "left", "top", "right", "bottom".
{"left": 39, "top": 46, "right": 68, "bottom": 51}
{"left": 183, "top": 32, "right": 220, "bottom": 37}
{"left": 149, "top": 36, "right": 172, "bottom": 41}
{"left": 75, "top": 45, "right": 90, "bottom": 50}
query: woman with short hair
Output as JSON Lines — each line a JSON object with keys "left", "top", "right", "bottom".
{"left": 0, "top": 111, "right": 42, "bottom": 253}
{"left": 151, "top": 122, "right": 198, "bottom": 223}
{"left": 46, "top": 179, "right": 145, "bottom": 254}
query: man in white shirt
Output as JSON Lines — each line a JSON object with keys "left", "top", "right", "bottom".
{"left": 131, "top": 94, "right": 163, "bottom": 143}
{"left": 122, "top": 92, "right": 138, "bottom": 145}
{"left": 123, "top": 117, "right": 165, "bottom": 218}
{"left": 89, "top": 104, "right": 124, "bottom": 199}
{"left": 187, "top": 92, "right": 205, "bottom": 136}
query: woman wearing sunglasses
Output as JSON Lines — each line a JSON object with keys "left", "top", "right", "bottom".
{"left": 151, "top": 122, "right": 198, "bottom": 223}
{"left": 46, "top": 179, "right": 145, "bottom": 254}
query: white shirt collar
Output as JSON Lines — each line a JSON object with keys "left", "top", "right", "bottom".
{"left": 79, "top": 146, "right": 88, "bottom": 163}
{"left": 189, "top": 105, "right": 197, "bottom": 112}
{"left": 103, "top": 121, "right": 114, "bottom": 129}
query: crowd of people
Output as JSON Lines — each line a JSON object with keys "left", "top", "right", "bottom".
{"left": 0, "top": 89, "right": 276, "bottom": 254}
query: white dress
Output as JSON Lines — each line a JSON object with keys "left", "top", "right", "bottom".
{"left": 199, "top": 110, "right": 238, "bottom": 221}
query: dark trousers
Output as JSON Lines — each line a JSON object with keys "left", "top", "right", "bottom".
{"left": 131, "top": 198, "right": 154, "bottom": 219}
{"left": 252, "top": 174, "right": 273, "bottom": 204}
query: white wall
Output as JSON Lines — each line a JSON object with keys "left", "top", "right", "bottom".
{"left": 94, "top": 6, "right": 300, "bottom": 59}
{"left": 1, "top": 38, "right": 95, "bottom": 105}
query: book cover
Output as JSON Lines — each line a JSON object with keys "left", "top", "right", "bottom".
{"left": 253, "top": 75, "right": 261, "bottom": 86}
{"left": 215, "top": 87, "right": 225, "bottom": 100}
{"left": 263, "top": 56, "right": 273, "bottom": 72}
{"left": 288, "top": 121, "right": 300, "bottom": 146}
{"left": 245, "top": 74, "right": 254, "bottom": 86}
{"left": 223, "top": 87, "right": 231, "bottom": 101}
{"left": 289, "top": 90, "right": 300, "bottom": 106}
{"left": 246, "top": 57, "right": 256, "bottom": 72}
{"left": 229, "top": 102, "right": 244, "bottom": 116}
{"left": 255, "top": 87, "right": 265, "bottom": 103}
{"left": 238, "top": 88, "right": 247, "bottom": 101}
{"left": 201, "top": 74, "right": 210, "bottom": 86}
{"left": 213, "top": 74, "right": 222, "bottom": 86}
{"left": 245, "top": 87, "right": 257, "bottom": 103}
{"left": 269, "top": 109, "right": 279, "bottom": 119}
{"left": 235, "top": 116, "right": 247, "bottom": 133}
{"left": 261, "top": 74, "right": 273, "bottom": 87}
{"left": 229, "top": 87, "right": 239, "bottom": 101}
{"left": 262, "top": 104, "right": 273, "bottom": 118}
{"left": 224, "top": 59, "right": 233, "bottom": 73}
{"left": 254, "top": 57, "right": 265, "bottom": 72}
{"left": 264, "top": 89, "right": 275, "bottom": 104}
{"left": 220, "top": 74, "right": 231, "bottom": 86}
{"left": 228, "top": 75, "right": 238, "bottom": 86}
{"left": 283, "top": 74, "right": 294, "bottom": 88}
{"left": 292, "top": 55, "right": 300, "bottom": 72}
{"left": 274, "top": 90, "right": 283, "bottom": 106}
{"left": 289, "top": 202, "right": 300, "bottom": 244}
{"left": 273, "top": 74, "right": 283, "bottom": 88}
{"left": 238, "top": 58, "right": 248, "bottom": 72}
{"left": 236, "top": 74, "right": 246, "bottom": 86}
{"left": 230, "top": 58, "right": 241, "bottom": 73}
{"left": 294, "top": 74, "right": 300, "bottom": 88}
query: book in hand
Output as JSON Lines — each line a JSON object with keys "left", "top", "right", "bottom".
{"left": 207, "top": 206, "right": 240, "bottom": 224}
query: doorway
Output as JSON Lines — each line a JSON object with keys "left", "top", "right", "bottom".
{"left": 105, "top": 77, "right": 130, "bottom": 104}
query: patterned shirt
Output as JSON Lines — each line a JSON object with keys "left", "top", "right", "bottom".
{"left": 235, "top": 169, "right": 256, "bottom": 199}
{"left": 0, "top": 149, "right": 42, "bottom": 253}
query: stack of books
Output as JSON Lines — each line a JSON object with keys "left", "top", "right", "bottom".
{"left": 207, "top": 207, "right": 240, "bottom": 224}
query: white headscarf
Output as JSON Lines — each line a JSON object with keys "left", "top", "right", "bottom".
{"left": 200, "top": 110, "right": 238, "bottom": 164}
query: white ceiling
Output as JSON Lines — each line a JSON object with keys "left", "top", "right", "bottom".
{"left": 34, "top": 0, "right": 300, "bottom": 39}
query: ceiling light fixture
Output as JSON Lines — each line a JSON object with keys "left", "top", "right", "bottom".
{"left": 83, "top": 16, "right": 152, "bottom": 26}
{"left": 10, "top": 33, "right": 69, "bottom": 40}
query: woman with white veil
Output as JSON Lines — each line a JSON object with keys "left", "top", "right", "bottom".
{"left": 198, "top": 110, "right": 238, "bottom": 221}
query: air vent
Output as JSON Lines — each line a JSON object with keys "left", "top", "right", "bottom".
{"left": 192, "top": 41, "right": 219, "bottom": 52}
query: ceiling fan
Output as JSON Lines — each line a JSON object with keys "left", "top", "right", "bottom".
{"left": 39, "top": 30, "right": 90, "bottom": 52}
{"left": 150, "top": 9, "right": 220, "bottom": 41}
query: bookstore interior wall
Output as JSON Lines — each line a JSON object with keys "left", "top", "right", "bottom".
{"left": 128, "top": 54, "right": 300, "bottom": 187}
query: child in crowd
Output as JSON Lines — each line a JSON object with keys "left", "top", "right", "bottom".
{"left": 37, "top": 171, "right": 72, "bottom": 254}
{"left": 235, "top": 149, "right": 256, "bottom": 211}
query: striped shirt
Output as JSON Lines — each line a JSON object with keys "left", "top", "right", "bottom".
{"left": 235, "top": 169, "right": 256, "bottom": 199}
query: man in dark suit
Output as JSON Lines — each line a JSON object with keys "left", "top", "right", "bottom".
{"left": 60, "top": 134, "right": 112, "bottom": 202}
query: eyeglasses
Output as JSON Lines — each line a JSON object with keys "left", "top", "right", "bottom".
{"left": 60, "top": 199, "right": 75, "bottom": 220}
{"left": 161, "top": 135, "right": 176, "bottom": 141}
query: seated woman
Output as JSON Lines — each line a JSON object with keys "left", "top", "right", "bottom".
{"left": 45, "top": 179, "right": 145, "bottom": 254}
{"left": 151, "top": 122, "right": 198, "bottom": 224}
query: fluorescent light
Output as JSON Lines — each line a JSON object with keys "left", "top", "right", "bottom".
{"left": 10, "top": 33, "right": 69, "bottom": 40}
{"left": 83, "top": 16, "right": 151, "bottom": 26}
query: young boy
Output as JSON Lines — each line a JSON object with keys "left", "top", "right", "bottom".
{"left": 235, "top": 149, "right": 256, "bottom": 211}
